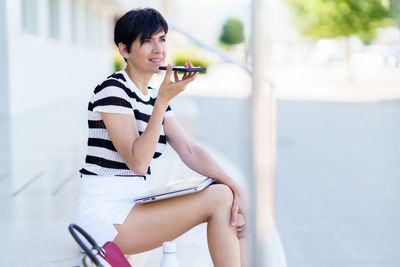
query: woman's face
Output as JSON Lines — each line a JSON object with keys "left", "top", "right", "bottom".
{"left": 128, "top": 30, "right": 167, "bottom": 74}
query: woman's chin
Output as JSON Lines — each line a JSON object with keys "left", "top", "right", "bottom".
{"left": 147, "top": 64, "right": 163, "bottom": 74}
{"left": 152, "top": 66, "right": 162, "bottom": 74}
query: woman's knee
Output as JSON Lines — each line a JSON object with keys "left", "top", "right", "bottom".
{"left": 204, "top": 184, "right": 234, "bottom": 209}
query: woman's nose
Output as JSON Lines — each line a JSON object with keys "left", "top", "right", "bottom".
{"left": 152, "top": 42, "right": 163, "bottom": 53}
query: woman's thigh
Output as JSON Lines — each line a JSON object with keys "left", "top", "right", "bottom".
{"left": 113, "top": 184, "right": 233, "bottom": 254}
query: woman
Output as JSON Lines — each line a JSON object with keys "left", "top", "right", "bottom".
{"left": 75, "top": 8, "right": 249, "bottom": 267}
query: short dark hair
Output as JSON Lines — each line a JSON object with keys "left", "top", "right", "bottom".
{"left": 114, "top": 8, "right": 168, "bottom": 52}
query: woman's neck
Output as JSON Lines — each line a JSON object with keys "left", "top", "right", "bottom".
{"left": 125, "top": 65, "right": 152, "bottom": 95}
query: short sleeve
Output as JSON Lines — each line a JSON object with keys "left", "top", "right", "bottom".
{"left": 90, "top": 80, "right": 134, "bottom": 115}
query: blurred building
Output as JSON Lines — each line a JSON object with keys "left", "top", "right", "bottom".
{"left": 0, "top": 0, "right": 149, "bottom": 118}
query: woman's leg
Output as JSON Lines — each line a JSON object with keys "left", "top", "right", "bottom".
{"left": 113, "top": 184, "right": 241, "bottom": 267}
{"left": 236, "top": 213, "right": 249, "bottom": 267}
{"left": 239, "top": 238, "right": 249, "bottom": 267}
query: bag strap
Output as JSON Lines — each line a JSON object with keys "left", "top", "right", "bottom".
{"left": 68, "top": 224, "right": 106, "bottom": 267}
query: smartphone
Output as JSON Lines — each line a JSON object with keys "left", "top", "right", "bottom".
{"left": 159, "top": 66, "right": 206, "bottom": 72}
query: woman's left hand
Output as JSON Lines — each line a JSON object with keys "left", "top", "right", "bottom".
{"left": 230, "top": 186, "right": 249, "bottom": 239}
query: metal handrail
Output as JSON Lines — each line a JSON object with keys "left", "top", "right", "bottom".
{"left": 169, "top": 22, "right": 252, "bottom": 75}
{"left": 169, "top": 22, "right": 275, "bottom": 90}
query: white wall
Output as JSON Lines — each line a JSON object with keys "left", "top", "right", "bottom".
{"left": 6, "top": 0, "right": 118, "bottom": 116}
{"left": 0, "top": 0, "right": 10, "bottom": 119}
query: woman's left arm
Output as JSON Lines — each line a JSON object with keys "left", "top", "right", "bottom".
{"left": 164, "top": 115, "right": 249, "bottom": 237}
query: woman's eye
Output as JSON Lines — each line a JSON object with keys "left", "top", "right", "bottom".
{"left": 143, "top": 39, "right": 151, "bottom": 43}
{"left": 161, "top": 38, "right": 166, "bottom": 42}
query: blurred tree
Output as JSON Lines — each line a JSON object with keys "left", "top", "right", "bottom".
{"left": 283, "top": 0, "right": 392, "bottom": 82}
{"left": 219, "top": 17, "right": 245, "bottom": 46}
{"left": 283, "top": 0, "right": 391, "bottom": 44}
{"left": 390, "top": 0, "right": 400, "bottom": 27}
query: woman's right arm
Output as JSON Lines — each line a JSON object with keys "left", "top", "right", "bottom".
{"left": 101, "top": 101, "right": 166, "bottom": 175}
{"left": 101, "top": 65, "right": 198, "bottom": 175}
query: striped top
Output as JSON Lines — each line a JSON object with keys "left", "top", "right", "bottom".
{"left": 80, "top": 70, "right": 173, "bottom": 178}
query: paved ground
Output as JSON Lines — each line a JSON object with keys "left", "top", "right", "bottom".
{"left": 275, "top": 100, "right": 400, "bottom": 267}
{"left": 0, "top": 100, "right": 88, "bottom": 266}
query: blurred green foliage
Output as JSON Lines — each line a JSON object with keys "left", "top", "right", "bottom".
{"left": 113, "top": 49, "right": 125, "bottom": 72}
{"left": 283, "top": 0, "right": 393, "bottom": 44}
{"left": 219, "top": 17, "right": 245, "bottom": 46}
{"left": 173, "top": 50, "right": 209, "bottom": 74}
{"left": 390, "top": 0, "right": 400, "bottom": 26}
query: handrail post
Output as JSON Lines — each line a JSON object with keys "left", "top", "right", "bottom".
{"left": 250, "top": 0, "right": 276, "bottom": 266}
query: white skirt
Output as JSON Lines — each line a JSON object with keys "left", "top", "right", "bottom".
{"left": 74, "top": 174, "right": 149, "bottom": 247}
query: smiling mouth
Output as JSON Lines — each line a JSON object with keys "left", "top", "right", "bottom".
{"left": 149, "top": 58, "right": 162, "bottom": 63}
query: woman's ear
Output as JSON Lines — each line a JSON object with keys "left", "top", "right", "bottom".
{"left": 118, "top": 43, "right": 129, "bottom": 60}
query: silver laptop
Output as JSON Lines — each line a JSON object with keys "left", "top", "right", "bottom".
{"left": 134, "top": 176, "right": 215, "bottom": 204}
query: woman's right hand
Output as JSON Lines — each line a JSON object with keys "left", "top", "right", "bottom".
{"left": 230, "top": 185, "right": 250, "bottom": 239}
{"left": 157, "top": 63, "right": 198, "bottom": 106}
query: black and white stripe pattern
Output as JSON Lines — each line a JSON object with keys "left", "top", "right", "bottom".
{"left": 80, "top": 70, "right": 173, "bottom": 178}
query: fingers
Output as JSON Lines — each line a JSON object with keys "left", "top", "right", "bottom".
{"left": 183, "top": 62, "right": 189, "bottom": 79}
{"left": 230, "top": 200, "right": 239, "bottom": 226}
{"left": 183, "top": 72, "right": 198, "bottom": 85}
{"left": 162, "top": 64, "right": 173, "bottom": 84}
{"left": 182, "top": 61, "right": 198, "bottom": 81}
{"left": 186, "top": 61, "right": 194, "bottom": 78}
{"left": 231, "top": 193, "right": 250, "bottom": 238}
{"left": 236, "top": 223, "right": 249, "bottom": 239}
{"left": 172, "top": 62, "right": 197, "bottom": 82}
{"left": 159, "top": 62, "right": 199, "bottom": 102}
{"left": 174, "top": 70, "right": 179, "bottom": 83}
{"left": 166, "top": 62, "right": 199, "bottom": 90}
{"left": 235, "top": 212, "right": 250, "bottom": 238}
{"left": 174, "top": 72, "right": 197, "bottom": 85}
